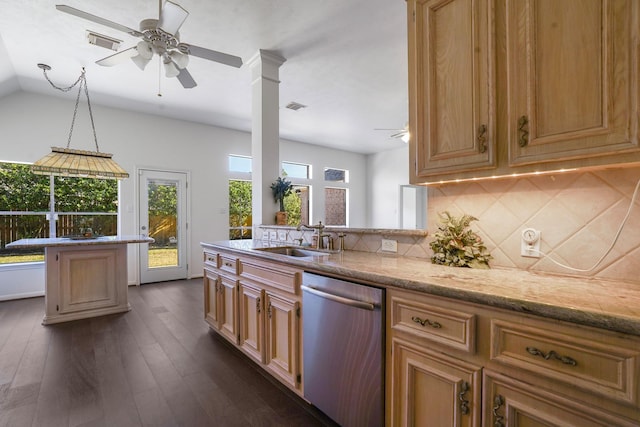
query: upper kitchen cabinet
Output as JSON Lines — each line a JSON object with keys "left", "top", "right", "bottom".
{"left": 408, "top": 0, "right": 640, "bottom": 184}
{"left": 408, "top": 0, "right": 496, "bottom": 181}
{"left": 507, "top": 0, "right": 639, "bottom": 166}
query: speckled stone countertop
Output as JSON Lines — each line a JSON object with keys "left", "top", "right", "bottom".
{"left": 7, "top": 235, "right": 154, "bottom": 248}
{"left": 202, "top": 240, "right": 640, "bottom": 337}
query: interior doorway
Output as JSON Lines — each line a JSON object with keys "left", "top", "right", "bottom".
{"left": 138, "top": 169, "right": 189, "bottom": 284}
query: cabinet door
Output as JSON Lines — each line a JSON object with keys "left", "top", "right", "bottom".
{"left": 264, "top": 292, "right": 300, "bottom": 390}
{"left": 239, "top": 282, "right": 265, "bottom": 363}
{"left": 390, "top": 338, "right": 481, "bottom": 427}
{"left": 507, "top": 0, "right": 639, "bottom": 166}
{"left": 409, "top": 0, "right": 495, "bottom": 180}
{"left": 483, "top": 370, "right": 639, "bottom": 427}
{"left": 218, "top": 274, "right": 239, "bottom": 344}
{"left": 204, "top": 269, "right": 220, "bottom": 329}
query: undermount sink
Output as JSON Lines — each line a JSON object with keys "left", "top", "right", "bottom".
{"left": 255, "top": 246, "right": 329, "bottom": 258}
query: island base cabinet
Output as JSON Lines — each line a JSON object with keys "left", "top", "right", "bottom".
{"left": 44, "top": 244, "right": 129, "bottom": 325}
{"left": 239, "top": 283, "right": 264, "bottom": 363}
{"left": 390, "top": 338, "right": 482, "bottom": 427}
{"left": 483, "top": 370, "right": 640, "bottom": 427}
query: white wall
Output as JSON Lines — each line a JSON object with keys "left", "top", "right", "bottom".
{"left": 0, "top": 90, "right": 367, "bottom": 298}
{"left": 366, "top": 145, "right": 409, "bottom": 228}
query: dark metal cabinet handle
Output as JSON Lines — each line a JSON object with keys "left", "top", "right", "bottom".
{"left": 411, "top": 316, "right": 442, "bottom": 329}
{"left": 493, "top": 394, "right": 505, "bottom": 427}
{"left": 256, "top": 297, "right": 261, "bottom": 313}
{"left": 477, "top": 124, "right": 487, "bottom": 153}
{"left": 518, "top": 115, "right": 529, "bottom": 147}
{"left": 459, "top": 381, "right": 470, "bottom": 415}
{"left": 526, "top": 346, "right": 578, "bottom": 366}
{"left": 267, "top": 302, "right": 273, "bottom": 319}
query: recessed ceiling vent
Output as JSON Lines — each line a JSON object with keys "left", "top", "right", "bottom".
{"left": 285, "top": 101, "right": 307, "bottom": 111}
{"left": 86, "top": 31, "right": 122, "bottom": 51}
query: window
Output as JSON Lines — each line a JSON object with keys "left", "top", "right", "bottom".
{"left": 0, "top": 162, "right": 118, "bottom": 264}
{"left": 283, "top": 185, "right": 310, "bottom": 226}
{"left": 325, "top": 187, "right": 347, "bottom": 226}
{"left": 282, "top": 162, "right": 310, "bottom": 179}
{"left": 324, "top": 167, "right": 348, "bottom": 183}
{"left": 229, "top": 180, "right": 252, "bottom": 239}
{"left": 229, "top": 155, "right": 252, "bottom": 173}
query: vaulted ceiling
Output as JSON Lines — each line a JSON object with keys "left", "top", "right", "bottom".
{"left": 0, "top": 0, "right": 408, "bottom": 154}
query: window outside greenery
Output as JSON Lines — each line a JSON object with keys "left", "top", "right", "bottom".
{"left": 0, "top": 162, "right": 118, "bottom": 264}
{"left": 229, "top": 179, "right": 252, "bottom": 239}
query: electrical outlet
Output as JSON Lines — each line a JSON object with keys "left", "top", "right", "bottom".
{"left": 277, "top": 231, "right": 287, "bottom": 241}
{"left": 521, "top": 228, "right": 541, "bottom": 258}
{"left": 381, "top": 239, "right": 398, "bottom": 253}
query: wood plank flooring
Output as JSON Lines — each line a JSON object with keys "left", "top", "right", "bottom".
{"left": 0, "top": 279, "right": 337, "bottom": 427}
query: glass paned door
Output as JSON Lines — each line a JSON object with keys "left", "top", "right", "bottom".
{"left": 139, "top": 169, "right": 188, "bottom": 283}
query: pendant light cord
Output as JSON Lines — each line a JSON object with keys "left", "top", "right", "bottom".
{"left": 41, "top": 67, "right": 100, "bottom": 152}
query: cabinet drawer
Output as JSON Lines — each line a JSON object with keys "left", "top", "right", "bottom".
{"left": 219, "top": 254, "right": 239, "bottom": 275}
{"left": 390, "top": 294, "right": 476, "bottom": 353}
{"left": 204, "top": 251, "right": 219, "bottom": 268}
{"left": 490, "top": 319, "right": 640, "bottom": 405}
{"left": 240, "top": 258, "right": 300, "bottom": 294}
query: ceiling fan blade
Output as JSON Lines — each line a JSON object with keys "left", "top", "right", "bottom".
{"left": 176, "top": 68, "right": 197, "bottom": 89}
{"left": 158, "top": 1, "right": 189, "bottom": 35}
{"left": 96, "top": 46, "right": 139, "bottom": 66}
{"left": 179, "top": 43, "right": 243, "bottom": 68}
{"left": 390, "top": 130, "right": 409, "bottom": 138}
{"left": 55, "top": 5, "right": 143, "bottom": 37}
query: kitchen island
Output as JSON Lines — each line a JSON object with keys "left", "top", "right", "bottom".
{"left": 8, "top": 235, "right": 153, "bottom": 325}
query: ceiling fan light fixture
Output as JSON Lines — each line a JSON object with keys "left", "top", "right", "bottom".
{"left": 136, "top": 41, "right": 153, "bottom": 59}
{"left": 163, "top": 59, "right": 180, "bottom": 78}
{"left": 169, "top": 51, "right": 189, "bottom": 69}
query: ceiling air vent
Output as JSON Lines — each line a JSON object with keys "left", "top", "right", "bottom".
{"left": 285, "top": 102, "right": 307, "bottom": 111}
{"left": 86, "top": 31, "right": 122, "bottom": 51}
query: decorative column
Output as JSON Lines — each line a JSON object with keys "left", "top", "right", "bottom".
{"left": 248, "top": 50, "right": 286, "bottom": 228}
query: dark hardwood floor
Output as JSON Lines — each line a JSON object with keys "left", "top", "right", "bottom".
{"left": 0, "top": 279, "right": 336, "bottom": 427}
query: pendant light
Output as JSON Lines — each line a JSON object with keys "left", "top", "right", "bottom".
{"left": 32, "top": 64, "right": 129, "bottom": 179}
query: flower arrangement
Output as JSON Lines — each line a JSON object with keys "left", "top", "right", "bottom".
{"left": 430, "top": 211, "right": 492, "bottom": 269}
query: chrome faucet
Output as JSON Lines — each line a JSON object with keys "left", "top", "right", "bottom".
{"left": 297, "top": 221, "right": 326, "bottom": 250}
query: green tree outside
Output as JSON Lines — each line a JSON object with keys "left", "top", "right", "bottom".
{"left": 229, "top": 180, "right": 252, "bottom": 239}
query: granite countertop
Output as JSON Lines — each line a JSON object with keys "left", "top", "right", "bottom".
{"left": 7, "top": 235, "right": 154, "bottom": 248}
{"left": 202, "top": 240, "right": 640, "bottom": 337}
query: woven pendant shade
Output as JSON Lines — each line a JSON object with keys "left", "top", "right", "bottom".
{"left": 33, "top": 65, "right": 129, "bottom": 180}
{"left": 32, "top": 147, "right": 129, "bottom": 179}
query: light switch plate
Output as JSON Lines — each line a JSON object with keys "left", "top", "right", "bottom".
{"left": 381, "top": 239, "right": 398, "bottom": 253}
{"left": 269, "top": 231, "right": 277, "bottom": 241}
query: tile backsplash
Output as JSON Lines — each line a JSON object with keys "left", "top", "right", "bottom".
{"left": 257, "top": 166, "right": 640, "bottom": 285}
{"left": 428, "top": 167, "right": 640, "bottom": 284}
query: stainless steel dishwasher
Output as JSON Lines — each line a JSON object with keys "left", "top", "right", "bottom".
{"left": 302, "top": 272, "right": 384, "bottom": 427}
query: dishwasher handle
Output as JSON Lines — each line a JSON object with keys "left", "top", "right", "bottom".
{"left": 302, "top": 285, "right": 377, "bottom": 311}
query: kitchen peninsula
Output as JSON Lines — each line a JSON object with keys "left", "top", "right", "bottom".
{"left": 8, "top": 235, "right": 153, "bottom": 325}
{"left": 202, "top": 239, "right": 640, "bottom": 426}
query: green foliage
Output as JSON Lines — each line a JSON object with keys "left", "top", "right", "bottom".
{"left": 0, "top": 163, "right": 49, "bottom": 211}
{"left": 430, "top": 211, "right": 492, "bottom": 269}
{"left": 55, "top": 176, "right": 117, "bottom": 212}
{"left": 147, "top": 182, "right": 177, "bottom": 216}
{"left": 283, "top": 189, "right": 301, "bottom": 226}
{"left": 229, "top": 180, "right": 252, "bottom": 238}
{"left": 270, "top": 176, "right": 292, "bottom": 212}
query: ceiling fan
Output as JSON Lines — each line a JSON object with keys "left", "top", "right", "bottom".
{"left": 374, "top": 123, "right": 410, "bottom": 143}
{"left": 56, "top": 1, "right": 243, "bottom": 89}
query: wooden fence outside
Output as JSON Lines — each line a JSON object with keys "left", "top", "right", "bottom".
{"left": 0, "top": 213, "right": 117, "bottom": 249}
